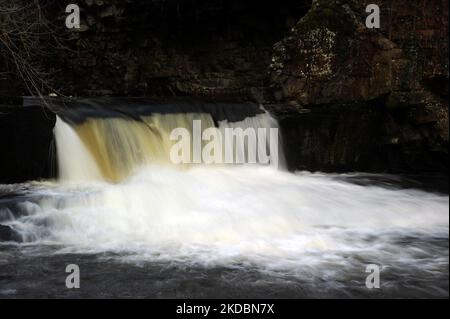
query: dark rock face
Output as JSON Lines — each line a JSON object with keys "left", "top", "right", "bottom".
{"left": 0, "top": 105, "right": 56, "bottom": 184}
{"left": 50, "top": 0, "right": 310, "bottom": 100}
{"left": 0, "top": 225, "right": 20, "bottom": 242}
{"left": 270, "top": 0, "right": 448, "bottom": 172}
{"left": 0, "top": 0, "right": 448, "bottom": 177}
{"left": 270, "top": 0, "right": 448, "bottom": 104}
{"left": 277, "top": 103, "right": 448, "bottom": 173}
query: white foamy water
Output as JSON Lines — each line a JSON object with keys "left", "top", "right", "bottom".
{"left": 5, "top": 165, "right": 448, "bottom": 275}
{"left": 2, "top": 113, "right": 447, "bottom": 291}
{"left": 54, "top": 117, "right": 103, "bottom": 182}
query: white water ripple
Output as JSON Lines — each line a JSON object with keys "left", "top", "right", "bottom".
{"left": 4, "top": 166, "right": 448, "bottom": 276}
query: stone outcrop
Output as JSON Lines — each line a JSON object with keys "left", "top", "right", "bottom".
{"left": 47, "top": 0, "right": 309, "bottom": 100}
{"left": 0, "top": 225, "right": 20, "bottom": 242}
{"left": 270, "top": 0, "right": 448, "bottom": 172}
{"left": 0, "top": 0, "right": 448, "bottom": 177}
{"left": 271, "top": 0, "right": 448, "bottom": 105}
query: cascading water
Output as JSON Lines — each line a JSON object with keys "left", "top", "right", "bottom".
{"left": 0, "top": 98, "right": 448, "bottom": 298}
{"left": 46, "top": 98, "right": 283, "bottom": 181}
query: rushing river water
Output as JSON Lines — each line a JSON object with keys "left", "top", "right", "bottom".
{"left": 1, "top": 101, "right": 448, "bottom": 298}
{"left": 0, "top": 168, "right": 448, "bottom": 299}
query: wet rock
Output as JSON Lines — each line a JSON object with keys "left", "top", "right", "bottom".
{"left": 1, "top": 0, "right": 447, "bottom": 175}
{"left": 270, "top": 0, "right": 448, "bottom": 172}
{"left": 0, "top": 105, "right": 56, "bottom": 184}
{"left": 0, "top": 225, "right": 20, "bottom": 242}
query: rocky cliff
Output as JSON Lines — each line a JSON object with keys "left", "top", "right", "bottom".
{"left": 45, "top": 0, "right": 310, "bottom": 99}
{"left": 271, "top": 0, "right": 448, "bottom": 172}
{"left": 0, "top": 0, "right": 448, "bottom": 180}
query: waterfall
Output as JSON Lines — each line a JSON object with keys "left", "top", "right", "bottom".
{"left": 52, "top": 100, "right": 284, "bottom": 182}
{"left": 54, "top": 117, "right": 103, "bottom": 182}
{"left": 2, "top": 98, "right": 448, "bottom": 291}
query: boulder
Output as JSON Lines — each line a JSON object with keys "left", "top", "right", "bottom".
{"left": 0, "top": 225, "right": 21, "bottom": 242}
